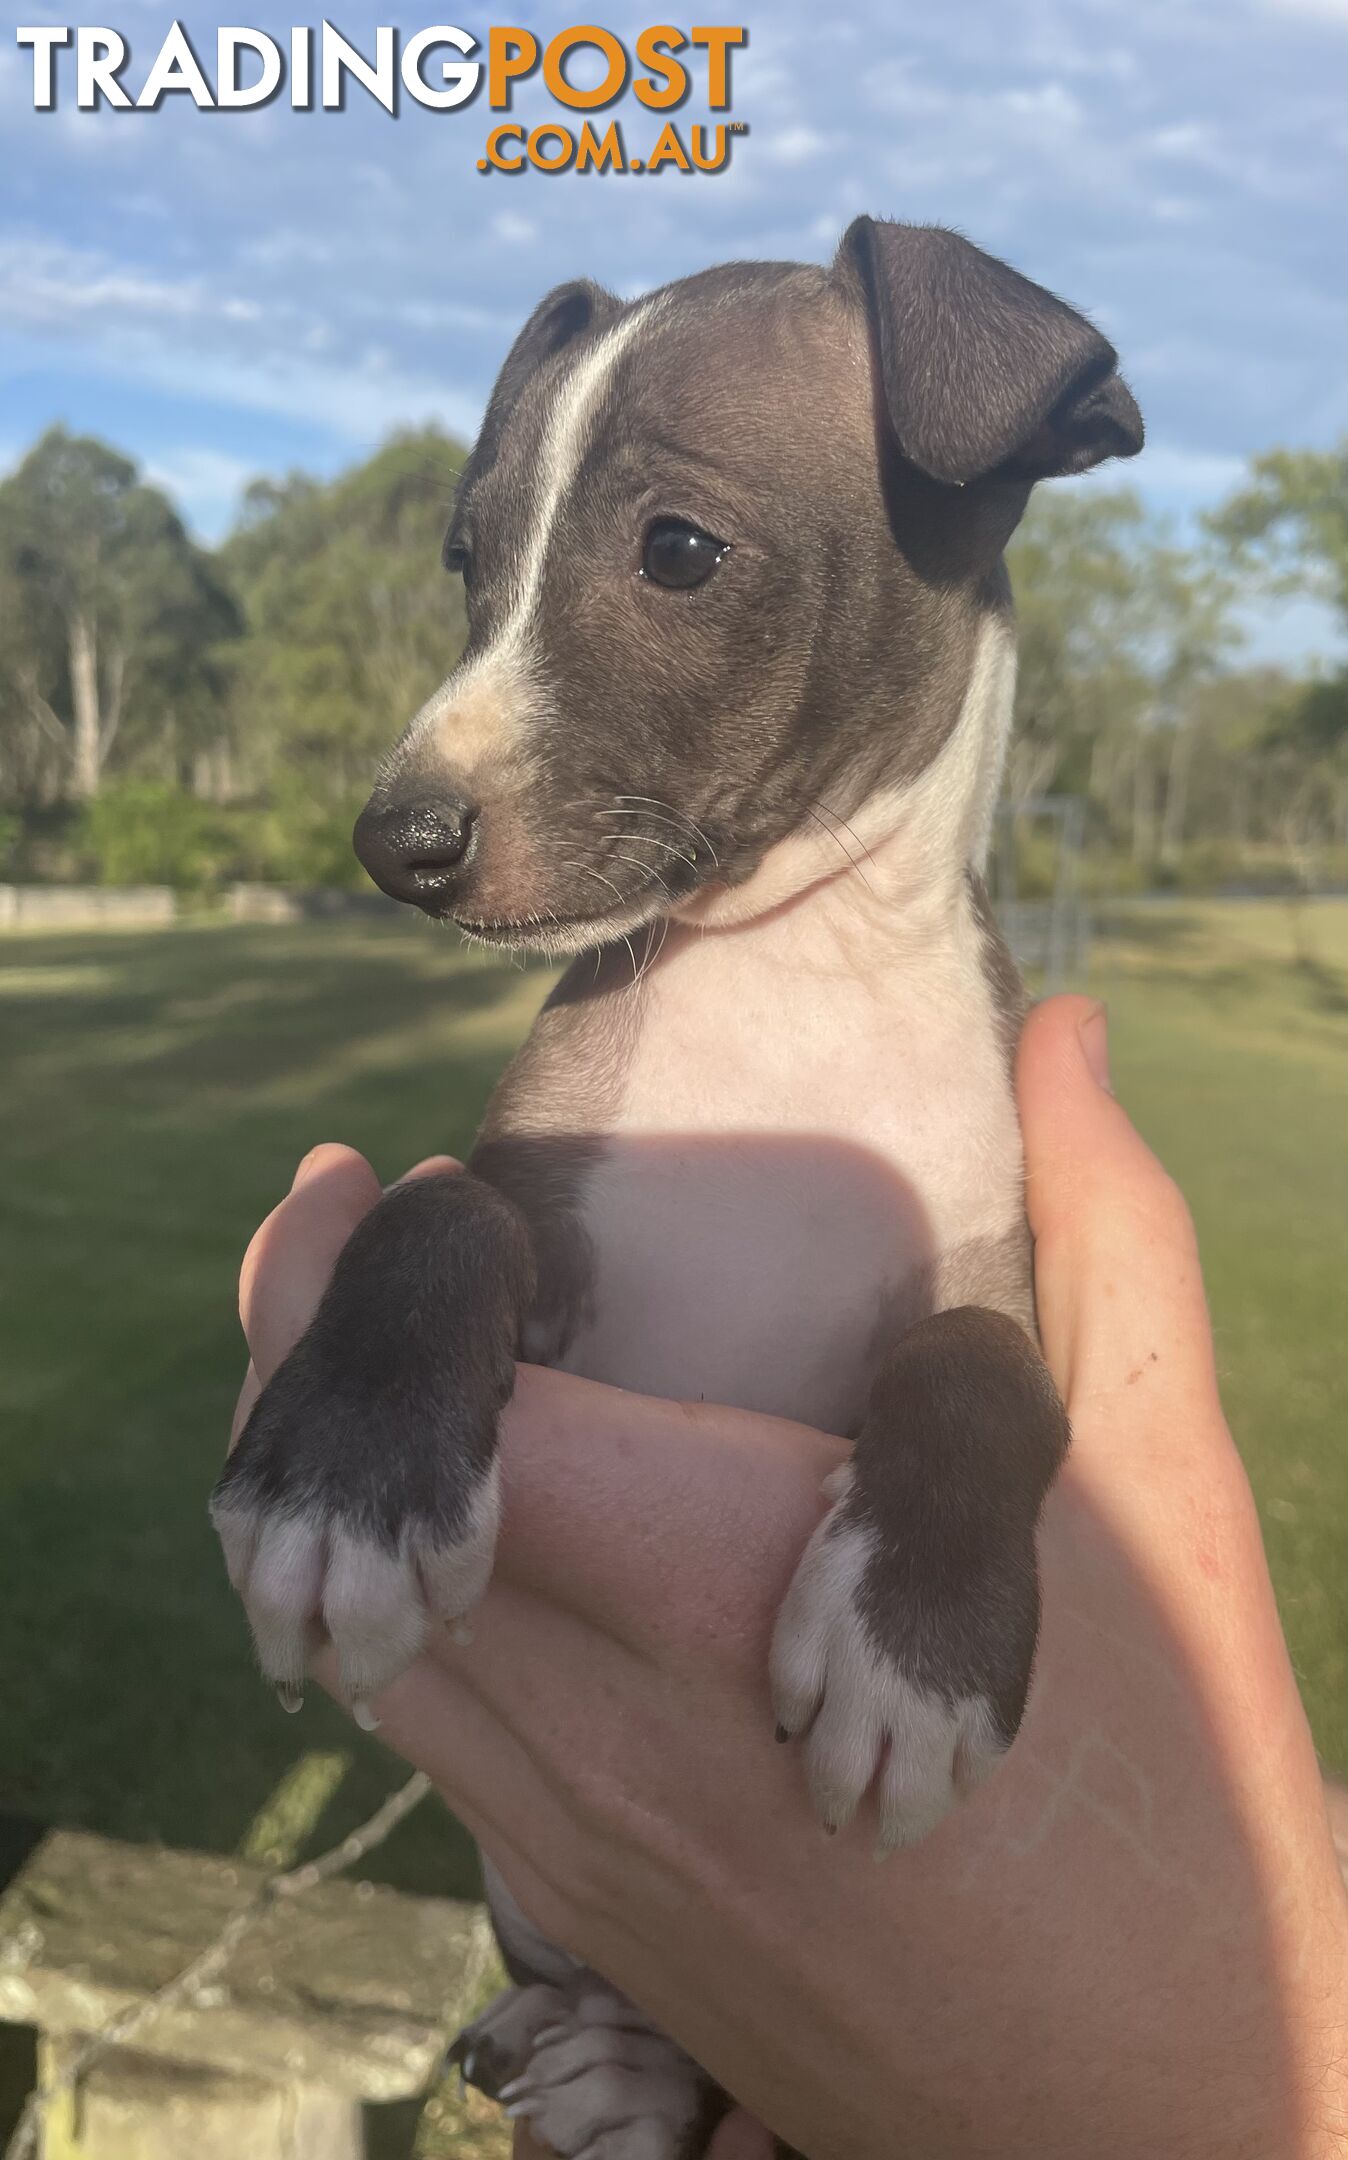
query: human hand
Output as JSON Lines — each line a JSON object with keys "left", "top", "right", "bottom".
{"left": 232, "top": 997, "right": 1347, "bottom": 2159}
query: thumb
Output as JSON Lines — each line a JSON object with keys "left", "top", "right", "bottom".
{"left": 239, "top": 1143, "right": 382, "bottom": 1383}
{"left": 706, "top": 2111, "right": 778, "bottom": 2160}
{"left": 1017, "top": 996, "right": 1217, "bottom": 1430}
{"left": 238, "top": 1147, "right": 462, "bottom": 1387}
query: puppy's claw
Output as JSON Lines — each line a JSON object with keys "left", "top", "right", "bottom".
{"left": 352, "top": 1700, "right": 380, "bottom": 1732}
{"left": 448, "top": 1615, "right": 475, "bottom": 1647}
{"left": 276, "top": 1685, "right": 303, "bottom": 1715}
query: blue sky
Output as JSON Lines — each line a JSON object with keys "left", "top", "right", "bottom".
{"left": 1, "top": 0, "right": 1345, "bottom": 662}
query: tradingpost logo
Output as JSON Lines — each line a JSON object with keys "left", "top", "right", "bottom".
{"left": 14, "top": 23, "right": 749, "bottom": 175}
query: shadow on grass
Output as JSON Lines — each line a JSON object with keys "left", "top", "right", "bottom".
{"left": 0, "top": 924, "right": 527, "bottom": 1112}
{"left": 1091, "top": 902, "right": 1205, "bottom": 951}
{"left": 1292, "top": 954, "right": 1348, "bottom": 1016}
{"left": 0, "top": 923, "right": 544, "bottom": 1901}
{"left": 0, "top": 914, "right": 1338, "bottom": 2160}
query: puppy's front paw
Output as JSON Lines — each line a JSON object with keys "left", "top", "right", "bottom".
{"left": 770, "top": 1471, "right": 1030, "bottom": 1853}
{"left": 210, "top": 1332, "right": 505, "bottom": 1717}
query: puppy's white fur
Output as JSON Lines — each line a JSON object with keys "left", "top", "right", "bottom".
{"left": 771, "top": 1471, "right": 1005, "bottom": 1853}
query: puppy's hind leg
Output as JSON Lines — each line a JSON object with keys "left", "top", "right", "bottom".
{"left": 459, "top": 1978, "right": 718, "bottom": 2159}
{"left": 454, "top": 1865, "right": 721, "bottom": 2158}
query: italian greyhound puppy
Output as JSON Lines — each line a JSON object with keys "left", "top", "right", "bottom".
{"left": 212, "top": 218, "right": 1142, "bottom": 2157}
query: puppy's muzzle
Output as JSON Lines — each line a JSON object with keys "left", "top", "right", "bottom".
{"left": 354, "top": 792, "right": 478, "bottom": 912}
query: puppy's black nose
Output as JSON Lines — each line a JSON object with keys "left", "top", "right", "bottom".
{"left": 353, "top": 795, "right": 478, "bottom": 910}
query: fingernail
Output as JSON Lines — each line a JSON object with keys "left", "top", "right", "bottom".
{"left": 291, "top": 1147, "right": 324, "bottom": 1191}
{"left": 1078, "top": 1003, "right": 1112, "bottom": 1093}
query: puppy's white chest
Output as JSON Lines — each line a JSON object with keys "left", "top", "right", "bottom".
{"left": 553, "top": 922, "right": 1023, "bottom": 1435}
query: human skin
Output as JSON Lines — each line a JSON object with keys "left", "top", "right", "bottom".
{"left": 231, "top": 997, "right": 1348, "bottom": 2160}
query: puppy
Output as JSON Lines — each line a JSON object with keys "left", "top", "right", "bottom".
{"left": 213, "top": 218, "right": 1142, "bottom": 2156}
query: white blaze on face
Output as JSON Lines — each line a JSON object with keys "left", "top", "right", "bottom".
{"left": 410, "top": 297, "right": 665, "bottom": 783}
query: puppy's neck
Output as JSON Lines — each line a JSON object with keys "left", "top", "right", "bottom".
{"left": 667, "top": 608, "right": 1018, "bottom": 986}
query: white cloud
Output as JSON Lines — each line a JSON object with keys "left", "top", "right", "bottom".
{"left": 0, "top": 0, "right": 1340, "bottom": 674}
{"left": 143, "top": 447, "right": 258, "bottom": 538}
{"left": 0, "top": 236, "right": 267, "bottom": 333}
{"left": 1126, "top": 443, "right": 1249, "bottom": 498}
{"left": 763, "top": 125, "right": 831, "bottom": 166}
{"left": 1262, "top": 0, "right": 1348, "bottom": 21}
{"left": 490, "top": 211, "right": 540, "bottom": 245}
{"left": 999, "top": 83, "right": 1085, "bottom": 132}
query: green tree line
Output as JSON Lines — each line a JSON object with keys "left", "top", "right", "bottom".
{"left": 0, "top": 423, "right": 1344, "bottom": 895}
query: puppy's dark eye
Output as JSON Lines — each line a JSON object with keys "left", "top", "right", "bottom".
{"left": 444, "top": 542, "right": 472, "bottom": 585}
{"left": 640, "top": 518, "right": 729, "bottom": 591}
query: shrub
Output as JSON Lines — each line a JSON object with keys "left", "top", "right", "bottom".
{"left": 245, "top": 775, "right": 368, "bottom": 890}
{"left": 78, "top": 782, "right": 248, "bottom": 895}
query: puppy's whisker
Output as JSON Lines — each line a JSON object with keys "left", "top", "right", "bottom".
{"left": 612, "top": 796, "right": 720, "bottom": 870}
{"left": 814, "top": 799, "right": 877, "bottom": 872}
{"left": 805, "top": 803, "right": 874, "bottom": 895}
{"left": 607, "top": 850, "right": 673, "bottom": 902}
{"left": 564, "top": 863, "right": 653, "bottom": 982}
{"left": 595, "top": 827, "right": 697, "bottom": 868}
{"left": 633, "top": 911, "right": 671, "bottom": 992}
{"left": 569, "top": 862, "right": 630, "bottom": 913}
{"left": 596, "top": 806, "right": 699, "bottom": 850}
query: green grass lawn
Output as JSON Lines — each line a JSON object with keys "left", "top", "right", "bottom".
{"left": 1087, "top": 897, "right": 1348, "bottom": 1770}
{"left": 0, "top": 897, "right": 1343, "bottom": 1901}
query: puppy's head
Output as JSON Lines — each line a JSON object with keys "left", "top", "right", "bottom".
{"left": 355, "top": 219, "right": 1141, "bottom": 949}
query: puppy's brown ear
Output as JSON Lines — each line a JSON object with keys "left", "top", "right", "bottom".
{"left": 447, "top": 280, "right": 621, "bottom": 552}
{"left": 836, "top": 217, "right": 1143, "bottom": 487}
{"left": 487, "top": 278, "right": 621, "bottom": 420}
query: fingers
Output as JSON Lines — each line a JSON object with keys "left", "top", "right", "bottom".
{"left": 395, "top": 1153, "right": 463, "bottom": 1184}
{"left": 236, "top": 1149, "right": 460, "bottom": 1397}
{"left": 240, "top": 1144, "right": 382, "bottom": 1382}
{"left": 230, "top": 1361, "right": 260, "bottom": 1453}
{"left": 308, "top": 1589, "right": 589, "bottom": 1873}
{"left": 492, "top": 1367, "right": 842, "bottom": 1650}
{"left": 512, "top": 2133, "right": 553, "bottom": 2160}
{"left": 707, "top": 2113, "right": 777, "bottom": 2160}
{"left": 1017, "top": 997, "right": 1217, "bottom": 1426}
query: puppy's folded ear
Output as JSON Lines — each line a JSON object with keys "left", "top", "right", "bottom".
{"left": 448, "top": 280, "right": 622, "bottom": 543}
{"left": 488, "top": 278, "right": 622, "bottom": 419}
{"left": 835, "top": 217, "right": 1143, "bottom": 487}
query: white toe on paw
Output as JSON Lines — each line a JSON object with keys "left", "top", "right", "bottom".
{"left": 770, "top": 1496, "right": 1007, "bottom": 1852}
{"left": 209, "top": 1502, "right": 324, "bottom": 1694}
{"left": 212, "top": 1464, "right": 502, "bottom": 1709}
{"left": 416, "top": 1463, "right": 501, "bottom": 1633}
{"left": 322, "top": 1531, "right": 427, "bottom": 1701}
{"left": 452, "top": 1982, "right": 568, "bottom": 2094}
{"left": 499, "top": 1993, "right": 703, "bottom": 2158}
